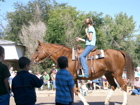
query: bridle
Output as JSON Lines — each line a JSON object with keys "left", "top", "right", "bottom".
{"left": 34, "top": 45, "right": 65, "bottom": 64}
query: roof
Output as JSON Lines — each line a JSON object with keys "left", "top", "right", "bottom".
{"left": 0, "top": 39, "right": 25, "bottom": 46}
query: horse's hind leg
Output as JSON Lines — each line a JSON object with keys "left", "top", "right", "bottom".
{"left": 114, "top": 73, "right": 127, "bottom": 105}
{"left": 104, "top": 72, "right": 117, "bottom": 105}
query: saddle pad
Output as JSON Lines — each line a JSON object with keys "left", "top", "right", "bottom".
{"left": 72, "top": 48, "right": 104, "bottom": 60}
{"left": 87, "top": 50, "right": 104, "bottom": 60}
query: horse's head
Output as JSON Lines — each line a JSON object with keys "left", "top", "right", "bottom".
{"left": 31, "top": 40, "right": 49, "bottom": 64}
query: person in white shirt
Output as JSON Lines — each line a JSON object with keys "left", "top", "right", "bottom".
{"left": 131, "top": 77, "right": 140, "bottom": 95}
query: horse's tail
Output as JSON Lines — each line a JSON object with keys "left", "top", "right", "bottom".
{"left": 120, "top": 51, "right": 134, "bottom": 85}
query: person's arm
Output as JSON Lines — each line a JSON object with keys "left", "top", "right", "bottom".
{"left": 76, "top": 37, "right": 85, "bottom": 42}
{"left": 4, "top": 78, "right": 10, "bottom": 92}
{"left": 3, "top": 65, "right": 10, "bottom": 92}
{"left": 31, "top": 74, "right": 43, "bottom": 88}
{"left": 70, "top": 87, "right": 74, "bottom": 105}
{"left": 85, "top": 28, "right": 93, "bottom": 41}
{"left": 134, "top": 85, "right": 140, "bottom": 89}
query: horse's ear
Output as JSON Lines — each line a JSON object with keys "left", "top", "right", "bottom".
{"left": 37, "top": 40, "right": 42, "bottom": 46}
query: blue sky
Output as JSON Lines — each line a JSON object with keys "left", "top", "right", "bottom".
{"left": 0, "top": 0, "right": 140, "bottom": 32}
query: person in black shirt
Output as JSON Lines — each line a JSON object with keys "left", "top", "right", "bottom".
{"left": 0, "top": 46, "right": 10, "bottom": 105}
{"left": 12, "top": 57, "right": 43, "bottom": 105}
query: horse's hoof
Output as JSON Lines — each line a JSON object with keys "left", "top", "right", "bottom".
{"left": 84, "top": 103, "right": 89, "bottom": 105}
{"left": 104, "top": 102, "right": 109, "bottom": 105}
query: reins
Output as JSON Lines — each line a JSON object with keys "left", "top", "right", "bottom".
{"left": 38, "top": 45, "right": 65, "bottom": 63}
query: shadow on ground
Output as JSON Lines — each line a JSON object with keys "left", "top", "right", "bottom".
{"left": 35, "top": 101, "right": 122, "bottom": 105}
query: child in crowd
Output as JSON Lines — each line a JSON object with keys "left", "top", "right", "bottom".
{"left": 55, "top": 56, "right": 74, "bottom": 105}
{"left": 12, "top": 57, "right": 43, "bottom": 105}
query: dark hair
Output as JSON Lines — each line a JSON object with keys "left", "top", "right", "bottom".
{"left": 0, "top": 46, "right": 4, "bottom": 56}
{"left": 57, "top": 56, "right": 68, "bottom": 69}
{"left": 18, "top": 57, "right": 31, "bottom": 69}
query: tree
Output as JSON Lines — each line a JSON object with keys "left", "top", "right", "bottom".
{"left": 18, "top": 4, "right": 47, "bottom": 72}
{"left": 134, "top": 34, "right": 140, "bottom": 66}
{"left": 5, "top": 0, "right": 53, "bottom": 43}
{"left": 103, "top": 12, "right": 135, "bottom": 50}
{"left": 45, "top": 7, "right": 105, "bottom": 48}
{"left": 101, "top": 12, "right": 138, "bottom": 65}
{"left": 45, "top": 5, "right": 84, "bottom": 47}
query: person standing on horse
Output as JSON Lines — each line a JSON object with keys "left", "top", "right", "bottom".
{"left": 76, "top": 17, "right": 96, "bottom": 78}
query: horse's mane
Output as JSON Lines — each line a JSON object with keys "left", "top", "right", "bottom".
{"left": 45, "top": 43, "right": 71, "bottom": 51}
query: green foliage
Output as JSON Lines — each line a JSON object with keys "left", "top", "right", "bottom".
{"left": 100, "top": 12, "right": 138, "bottom": 65}
{"left": 5, "top": 0, "right": 53, "bottom": 43}
{"left": 3, "top": 0, "right": 140, "bottom": 68}
{"left": 45, "top": 5, "right": 82, "bottom": 45}
{"left": 134, "top": 35, "right": 140, "bottom": 66}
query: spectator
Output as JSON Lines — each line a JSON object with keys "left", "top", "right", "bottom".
{"left": 12, "top": 57, "right": 43, "bottom": 105}
{"left": 135, "top": 67, "right": 140, "bottom": 78}
{"left": 102, "top": 75, "right": 109, "bottom": 90}
{"left": 36, "top": 71, "right": 43, "bottom": 90}
{"left": 55, "top": 56, "right": 74, "bottom": 105}
{"left": 50, "top": 70, "right": 56, "bottom": 90}
{"left": 49, "top": 64, "right": 58, "bottom": 75}
{"left": 80, "top": 81, "right": 88, "bottom": 96}
{"left": 86, "top": 80, "right": 92, "bottom": 90}
{"left": 0, "top": 46, "right": 10, "bottom": 105}
{"left": 92, "top": 79, "right": 101, "bottom": 90}
{"left": 43, "top": 71, "right": 50, "bottom": 90}
{"left": 98, "top": 77, "right": 103, "bottom": 87}
{"left": 122, "top": 70, "right": 127, "bottom": 84}
{"left": 131, "top": 77, "right": 140, "bottom": 95}
{"left": 51, "top": 63, "right": 58, "bottom": 72}
{"left": 36, "top": 71, "right": 42, "bottom": 79}
{"left": 9, "top": 67, "right": 15, "bottom": 89}
{"left": 14, "top": 71, "right": 17, "bottom": 76}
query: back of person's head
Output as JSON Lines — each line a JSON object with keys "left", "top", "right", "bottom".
{"left": 57, "top": 56, "right": 68, "bottom": 69}
{"left": 84, "top": 17, "right": 93, "bottom": 25}
{"left": 0, "top": 46, "right": 4, "bottom": 56}
{"left": 18, "top": 57, "right": 31, "bottom": 69}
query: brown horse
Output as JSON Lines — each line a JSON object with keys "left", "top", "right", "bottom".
{"left": 31, "top": 40, "right": 134, "bottom": 105}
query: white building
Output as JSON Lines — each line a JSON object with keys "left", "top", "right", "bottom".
{"left": 0, "top": 39, "right": 25, "bottom": 70}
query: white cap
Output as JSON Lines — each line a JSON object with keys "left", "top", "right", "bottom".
{"left": 52, "top": 63, "right": 56, "bottom": 67}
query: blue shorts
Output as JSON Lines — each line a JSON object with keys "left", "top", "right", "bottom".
{"left": 0, "top": 93, "right": 10, "bottom": 105}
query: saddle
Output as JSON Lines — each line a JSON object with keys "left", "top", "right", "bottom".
{"left": 72, "top": 45, "right": 105, "bottom": 77}
{"left": 72, "top": 45, "right": 104, "bottom": 60}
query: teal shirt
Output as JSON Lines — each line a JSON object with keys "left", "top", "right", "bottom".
{"left": 85, "top": 26, "right": 96, "bottom": 46}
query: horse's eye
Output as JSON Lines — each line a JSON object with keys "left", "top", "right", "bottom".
{"left": 36, "top": 49, "right": 38, "bottom": 52}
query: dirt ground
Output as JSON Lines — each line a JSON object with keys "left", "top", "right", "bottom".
{"left": 10, "top": 94, "right": 140, "bottom": 105}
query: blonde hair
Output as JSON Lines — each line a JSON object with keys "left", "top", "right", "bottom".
{"left": 84, "top": 17, "right": 93, "bottom": 25}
